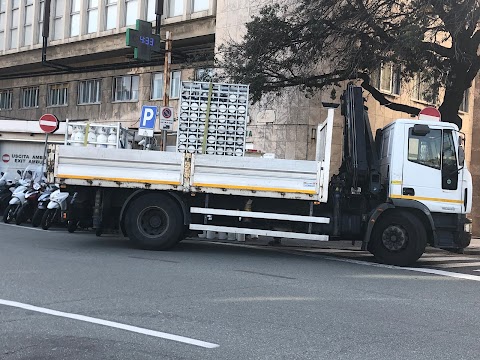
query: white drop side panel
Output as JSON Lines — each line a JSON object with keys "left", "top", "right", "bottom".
{"left": 54, "top": 146, "right": 184, "bottom": 190}
{"left": 190, "top": 154, "right": 322, "bottom": 200}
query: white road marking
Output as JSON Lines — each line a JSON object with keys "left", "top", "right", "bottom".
{"left": 433, "top": 261, "right": 480, "bottom": 269}
{"left": 0, "top": 223, "right": 53, "bottom": 232}
{"left": 417, "top": 256, "right": 474, "bottom": 262}
{"left": 0, "top": 299, "right": 219, "bottom": 349}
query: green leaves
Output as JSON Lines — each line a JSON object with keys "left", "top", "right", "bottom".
{"left": 219, "top": 0, "right": 479, "bottom": 128}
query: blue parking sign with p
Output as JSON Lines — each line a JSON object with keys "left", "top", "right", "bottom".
{"left": 139, "top": 105, "right": 157, "bottom": 137}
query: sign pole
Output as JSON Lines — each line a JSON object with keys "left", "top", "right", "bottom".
{"left": 162, "top": 31, "right": 172, "bottom": 151}
{"left": 41, "top": 133, "right": 49, "bottom": 176}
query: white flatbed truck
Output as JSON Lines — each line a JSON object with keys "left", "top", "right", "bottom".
{"left": 47, "top": 85, "right": 472, "bottom": 265}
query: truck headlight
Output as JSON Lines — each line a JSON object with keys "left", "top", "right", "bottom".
{"left": 464, "top": 223, "right": 472, "bottom": 233}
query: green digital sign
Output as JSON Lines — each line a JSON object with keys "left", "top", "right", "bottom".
{"left": 126, "top": 20, "right": 161, "bottom": 61}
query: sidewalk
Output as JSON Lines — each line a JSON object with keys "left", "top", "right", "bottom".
{"left": 465, "top": 238, "right": 480, "bottom": 255}
{"left": 234, "top": 236, "right": 480, "bottom": 255}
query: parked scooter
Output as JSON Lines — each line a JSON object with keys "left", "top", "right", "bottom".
{"left": 41, "top": 189, "right": 70, "bottom": 230}
{"left": 15, "top": 182, "right": 44, "bottom": 225}
{"left": 3, "top": 165, "right": 45, "bottom": 224}
{"left": 32, "top": 185, "right": 58, "bottom": 227}
{"left": 0, "top": 169, "right": 19, "bottom": 215}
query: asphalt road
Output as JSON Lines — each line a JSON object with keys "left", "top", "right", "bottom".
{"left": 1, "top": 223, "right": 480, "bottom": 360}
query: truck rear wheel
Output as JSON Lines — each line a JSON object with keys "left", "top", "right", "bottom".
{"left": 125, "top": 193, "right": 183, "bottom": 250}
{"left": 369, "top": 210, "right": 427, "bottom": 266}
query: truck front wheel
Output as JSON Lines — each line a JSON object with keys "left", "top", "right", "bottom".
{"left": 369, "top": 210, "right": 427, "bottom": 266}
{"left": 125, "top": 193, "right": 183, "bottom": 250}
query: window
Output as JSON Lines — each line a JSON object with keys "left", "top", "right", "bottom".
{"left": 168, "top": 0, "right": 183, "bottom": 17}
{"left": 0, "top": 0, "right": 6, "bottom": 50}
{"left": 21, "top": 86, "right": 39, "bottom": 108}
{"left": 70, "top": 0, "right": 80, "bottom": 36}
{"left": 442, "top": 130, "right": 458, "bottom": 190}
{"left": 408, "top": 128, "right": 442, "bottom": 169}
{"left": 151, "top": 71, "right": 181, "bottom": 99}
{"left": 113, "top": 75, "right": 139, "bottom": 101}
{"left": 23, "top": 0, "right": 34, "bottom": 46}
{"left": 105, "top": 0, "right": 117, "bottom": 30}
{"left": 48, "top": 83, "right": 68, "bottom": 106}
{"left": 413, "top": 74, "right": 437, "bottom": 104}
{"left": 193, "top": 0, "right": 209, "bottom": 12}
{"left": 146, "top": 0, "right": 156, "bottom": 21}
{"left": 195, "top": 68, "right": 216, "bottom": 82}
{"left": 371, "top": 63, "right": 400, "bottom": 95}
{"left": 9, "top": 0, "right": 19, "bottom": 49}
{"left": 459, "top": 89, "right": 469, "bottom": 113}
{"left": 38, "top": 0, "right": 45, "bottom": 44}
{"left": 78, "top": 79, "right": 101, "bottom": 104}
{"left": 125, "top": 0, "right": 137, "bottom": 26}
{"left": 53, "top": 0, "right": 65, "bottom": 40}
{"left": 87, "top": 0, "right": 98, "bottom": 33}
{"left": 0, "top": 89, "right": 12, "bottom": 109}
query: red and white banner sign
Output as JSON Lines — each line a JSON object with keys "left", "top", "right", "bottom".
{"left": 39, "top": 114, "right": 59, "bottom": 134}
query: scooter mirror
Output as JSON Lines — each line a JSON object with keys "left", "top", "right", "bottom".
{"left": 1, "top": 172, "right": 4, "bottom": 176}
{"left": 27, "top": 170, "right": 32, "bottom": 175}
{"left": 17, "top": 170, "right": 21, "bottom": 175}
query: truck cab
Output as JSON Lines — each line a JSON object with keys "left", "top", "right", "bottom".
{"left": 372, "top": 118, "right": 472, "bottom": 255}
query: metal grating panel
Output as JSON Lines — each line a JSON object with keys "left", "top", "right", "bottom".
{"left": 176, "top": 81, "right": 250, "bottom": 156}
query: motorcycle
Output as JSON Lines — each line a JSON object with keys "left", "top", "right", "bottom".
{"left": 32, "top": 185, "right": 58, "bottom": 228}
{"left": 0, "top": 169, "right": 18, "bottom": 215}
{"left": 41, "top": 189, "right": 70, "bottom": 230}
{"left": 15, "top": 182, "right": 44, "bottom": 226}
{"left": 3, "top": 165, "right": 45, "bottom": 224}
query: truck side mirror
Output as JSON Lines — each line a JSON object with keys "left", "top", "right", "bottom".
{"left": 412, "top": 124, "right": 430, "bottom": 136}
{"left": 458, "top": 145, "right": 465, "bottom": 167}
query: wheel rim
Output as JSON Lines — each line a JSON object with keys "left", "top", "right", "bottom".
{"left": 137, "top": 206, "right": 168, "bottom": 238}
{"left": 6, "top": 208, "right": 13, "bottom": 221}
{"left": 8, "top": 205, "right": 18, "bottom": 221}
{"left": 381, "top": 225, "right": 408, "bottom": 251}
{"left": 48, "top": 210, "right": 55, "bottom": 226}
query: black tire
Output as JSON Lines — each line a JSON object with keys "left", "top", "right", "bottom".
{"left": 368, "top": 210, "right": 427, "bottom": 266}
{"left": 67, "top": 220, "right": 78, "bottom": 233}
{"left": 125, "top": 193, "right": 183, "bottom": 250}
{"left": 41, "top": 208, "right": 56, "bottom": 230}
{"left": 15, "top": 204, "right": 29, "bottom": 225}
{"left": 32, "top": 209, "right": 45, "bottom": 228}
{"left": 3, "top": 204, "right": 17, "bottom": 224}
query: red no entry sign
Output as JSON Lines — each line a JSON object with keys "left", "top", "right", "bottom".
{"left": 39, "top": 114, "right": 59, "bottom": 134}
{"left": 2, "top": 154, "right": 10, "bottom": 163}
{"left": 418, "top": 107, "right": 441, "bottom": 122}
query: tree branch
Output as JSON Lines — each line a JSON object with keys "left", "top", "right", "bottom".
{"left": 359, "top": 74, "right": 421, "bottom": 115}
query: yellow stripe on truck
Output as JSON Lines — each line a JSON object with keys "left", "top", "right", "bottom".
{"left": 57, "top": 174, "right": 181, "bottom": 186}
{"left": 193, "top": 183, "right": 317, "bottom": 194}
{"left": 390, "top": 194, "right": 463, "bottom": 204}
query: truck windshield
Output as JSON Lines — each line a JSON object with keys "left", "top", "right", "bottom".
{"left": 408, "top": 128, "right": 442, "bottom": 169}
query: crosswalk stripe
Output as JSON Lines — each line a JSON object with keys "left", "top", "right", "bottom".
{"left": 417, "top": 256, "right": 474, "bottom": 262}
{"left": 432, "top": 262, "right": 480, "bottom": 269}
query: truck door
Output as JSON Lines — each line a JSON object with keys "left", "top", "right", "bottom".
{"left": 401, "top": 126, "right": 463, "bottom": 214}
